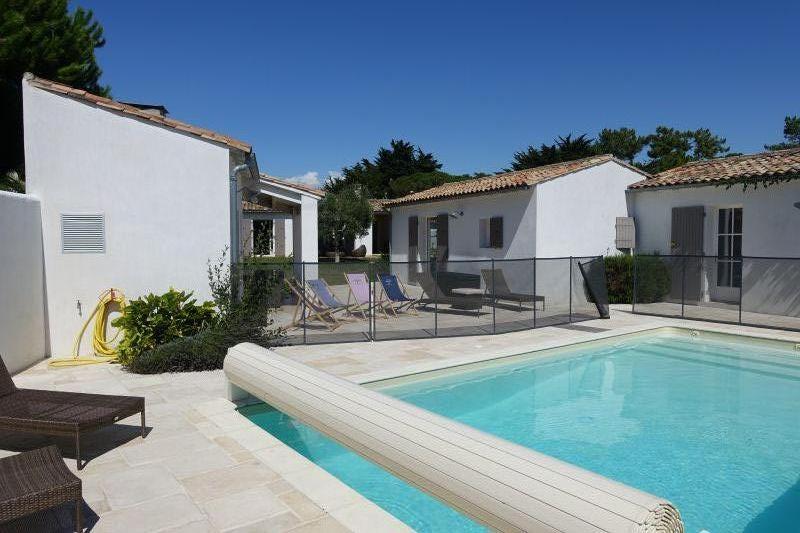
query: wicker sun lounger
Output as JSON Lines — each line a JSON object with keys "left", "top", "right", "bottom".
{"left": 0, "top": 445, "right": 82, "bottom": 532}
{"left": 0, "top": 356, "right": 145, "bottom": 470}
{"left": 480, "top": 268, "right": 545, "bottom": 311}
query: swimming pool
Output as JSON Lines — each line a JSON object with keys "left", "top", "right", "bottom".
{"left": 243, "top": 330, "right": 800, "bottom": 533}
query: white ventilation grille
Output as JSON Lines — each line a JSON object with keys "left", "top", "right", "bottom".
{"left": 61, "top": 214, "right": 106, "bottom": 254}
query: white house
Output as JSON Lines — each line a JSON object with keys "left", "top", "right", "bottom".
{"left": 627, "top": 148, "right": 800, "bottom": 309}
{"left": 384, "top": 155, "right": 647, "bottom": 262}
{"left": 17, "top": 73, "right": 319, "bottom": 358}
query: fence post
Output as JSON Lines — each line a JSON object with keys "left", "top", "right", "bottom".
{"left": 433, "top": 261, "right": 439, "bottom": 337}
{"left": 680, "top": 257, "right": 686, "bottom": 318}
{"left": 301, "top": 262, "right": 307, "bottom": 345}
{"left": 631, "top": 253, "right": 638, "bottom": 313}
{"left": 368, "top": 262, "right": 374, "bottom": 340}
{"left": 568, "top": 256, "right": 573, "bottom": 323}
{"left": 491, "top": 258, "right": 496, "bottom": 334}
{"left": 532, "top": 258, "right": 537, "bottom": 329}
{"left": 738, "top": 258, "right": 744, "bottom": 325}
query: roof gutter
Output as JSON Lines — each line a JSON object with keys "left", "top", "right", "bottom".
{"left": 230, "top": 161, "right": 251, "bottom": 265}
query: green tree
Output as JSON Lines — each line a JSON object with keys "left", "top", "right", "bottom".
{"left": 389, "top": 170, "right": 483, "bottom": 197}
{"left": 318, "top": 185, "right": 373, "bottom": 261}
{"left": 332, "top": 139, "right": 442, "bottom": 199}
{"left": 509, "top": 133, "right": 595, "bottom": 171}
{"left": 642, "top": 126, "right": 729, "bottom": 173}
{"left": 594, "top": 127, "right": 646, "bottom": 163}
{"left": 765, "top": 115, "right": 800, "bottom": 150}
{"left": 0, "top": 0, "right": 109, "bottom": 190}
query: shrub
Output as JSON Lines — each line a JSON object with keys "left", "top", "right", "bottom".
{"left": 120, "top": 250, "right": 284, "bottom": 374}
{"left": 604, "top": 254, "right": 672, "bottom": 304}
{"left": 113, "top": 289, "right": 217, "bottom": 366}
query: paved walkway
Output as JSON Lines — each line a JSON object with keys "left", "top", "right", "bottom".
{"left": 2, "top": 308, "right": 799, "bottom": 532}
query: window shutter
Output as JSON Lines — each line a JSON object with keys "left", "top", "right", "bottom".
{"left": 61, "top": 214, "right": 105, "bottom": 254}
{"left": 490, "top": 217, "right": 503, "bottom": 248}
{"left": 436, "top": 214, "right": 449, "bottom": 260}
{"left": 408, "top": 216, "right": 418, "bottom": 247}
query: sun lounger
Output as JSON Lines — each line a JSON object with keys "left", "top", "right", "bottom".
{"left": 481, "top": 268, "right": 545, "bottom": 310}
{"left": 0, "top": 356, "right": 145, "bottom": 470}
{"left": 284, "top": 278, "right": 341, "bottom": 331}
{"left": 377, "top": 273, "right": 420, "bottom": 316}
{"left": 417, "top": 272, "right": 483, "bottom": 310}
{"left": 0, "top": 445, "right": 82, "bottom": 531}
{"left": 345, "top": 272, "right": 388, "bottom": 319}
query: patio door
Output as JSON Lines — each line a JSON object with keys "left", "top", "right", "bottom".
{"left": 670, "top": 206, "right": 704, "bottom": 302}
{"left": 714, "top": 207, "right": 743, "bottom": 302}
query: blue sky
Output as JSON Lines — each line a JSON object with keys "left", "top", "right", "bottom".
{"left": 79, "top": 0, "right": 799, "bottom": 187}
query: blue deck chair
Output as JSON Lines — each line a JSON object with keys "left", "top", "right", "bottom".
{"left": 378, "top": 273, "right": 420, "bottom": 316}
{"left": 306, "top": 279, "right": 359, "bottom": 320}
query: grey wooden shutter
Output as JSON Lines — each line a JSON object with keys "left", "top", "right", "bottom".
{"left": 670, "top": 206, "right": 704, "bottom": 255}
{"left": 408, "top": 216, "right": 418, "bottom": 246}
{"left": 436, "top": 214, "right": 449, "bottom": 260}
{"left": 490, "top": 217, "right": 503, "bottom": 248}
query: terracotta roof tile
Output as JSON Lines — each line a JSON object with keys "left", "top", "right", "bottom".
{"left": 241, "top": 200, "right": 293, "bottom": 214}
{"left": 24, "top": 73, "right": 251, "bottom": 153}
{"left": 629, "top": 148, "right": 800, "bottom": 189}
{"left": 383, "top": 154, "right": 647, "bottom": 206}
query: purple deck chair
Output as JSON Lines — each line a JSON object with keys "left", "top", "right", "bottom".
{"left": 379, "top": 273, "right": 419, "bottom": 316}
{"left": 345, "top": 272, "right": 387, "bottom": 319}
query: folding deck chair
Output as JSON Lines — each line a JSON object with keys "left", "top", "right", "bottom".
{"left": 377, "top": 273, "right": 420, "bottom": 316}
{"left": 306, "top": 279, "right": 359, "bottom": 321}
{"left": 344, "top": 272, "right": 388, "bottom": 319}
{"left": 284, "top": 278, "right": 341, "bottom": 330}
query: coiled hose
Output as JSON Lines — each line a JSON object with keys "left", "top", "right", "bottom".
{"left": 48, "top": 288, "right": 126, "bottom": 367}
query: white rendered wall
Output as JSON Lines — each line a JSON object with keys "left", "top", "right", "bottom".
{"left": 0, "top": 192, "right": 47, "bottom": 372}
{"left": 389, "top": 188, "right": 536, "bottom": 262}
{"left": 23, "top": 81, "right": 232, "bottom": 356}
{"left": 535, "top": 162, "right": 643, "bottom": 258}
{"left": 629, "top": 181, "right": 800, "bottom": 257}
{"left": 354, "top": 224, "right": 373, "bottom": 255}
{"left": 630, "top": 180, "right": 800, "bottom": 314}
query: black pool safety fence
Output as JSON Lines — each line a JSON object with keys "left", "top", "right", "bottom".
{"left": 237, "top": 256, "right": 610, "bottom": 345}
{"left": 632, "top": 254, "right": 800, "bottom": 332}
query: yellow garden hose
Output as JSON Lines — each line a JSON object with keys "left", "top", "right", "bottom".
{"left": 49, "top": 288, "right": 127, "bottom": 367}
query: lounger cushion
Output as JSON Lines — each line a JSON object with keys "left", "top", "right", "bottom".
{"left": 0, "top": 390, "right": 144, "bottom": 433}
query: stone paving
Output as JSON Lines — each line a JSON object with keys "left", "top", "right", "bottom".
{"left": 2, "top": 307, "right": 800, "bottom": 532}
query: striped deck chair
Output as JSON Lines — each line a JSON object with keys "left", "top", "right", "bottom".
{"left": 378, "top": 273, "right": 419, "bottom": 317}
{"left": 344, "top": 272, "right": 387, "bottom": 320}
{"left": 306, "top": 279, "right": 359, "bottom": 321}
{"left": 284, "top": 278, "right": 341, "bottom": 330}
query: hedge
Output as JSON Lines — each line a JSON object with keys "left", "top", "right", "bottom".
{"left": 605, "top": 254, "right": 672, "bottom": 304}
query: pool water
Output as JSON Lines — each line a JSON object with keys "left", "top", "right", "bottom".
{"left": 244, "top": 332, "right": 800, "bottom": 533}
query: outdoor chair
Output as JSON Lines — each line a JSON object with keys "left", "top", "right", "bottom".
{"left": 480, "top": 268, "right": 545, "bottom": 311}
{"left": 416, "top": 272, "right": 483, "bottom": 310}
{"left": 284, "top": 278, "right": 341, "bottom": 331}
{"left": 377, "top": 273, "right": 420, "bottom": 316}
{"left": 344, "top": 272, "right": 388, "bottom": 319}
{"left": 0, "top": 356, "right": 145, "bottom": 470}
{"left": 0, "top": 445, "right": 82, "bottom": 532}
{"left": 306, "top": 279, "right": 360, "bottom": 320}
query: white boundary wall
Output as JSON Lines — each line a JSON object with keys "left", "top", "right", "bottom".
{"left": 0, "top": 192, "right": 47, "bottom": 373}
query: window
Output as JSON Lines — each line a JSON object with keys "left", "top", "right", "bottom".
{"left": 61, "top": 214, "right": 105, "bottom": 254}
{"left": 479, "top": 217, "right": 503, "bottom": 248}
{"left": 426, "top": 217, "right": 438, "bottom": 259}
{"left": 252, "top": 220, "right": 273, "bottom": 255}
{"left": 716, "top": 207, "right": 742, "bottom": 288}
